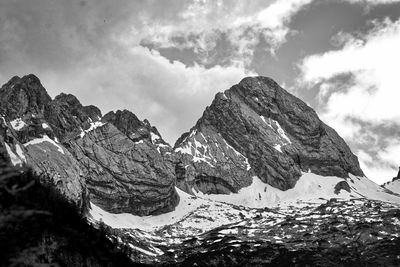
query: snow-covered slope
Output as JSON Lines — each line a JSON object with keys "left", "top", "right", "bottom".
{"left": 90, "top": 172, "right": 400, "bottom": 232}
{"left": 384, "top": 179, "right": 400, "bottom": 195}
{"left": 193, "top": 173, "right": 400, "bottom": 207}
{"left": 88, "top": 175, "right": 400, "bottom": 264}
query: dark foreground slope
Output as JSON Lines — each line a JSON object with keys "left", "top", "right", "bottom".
{"left": 0, "top": 164, "right": 144, "bottom": 267}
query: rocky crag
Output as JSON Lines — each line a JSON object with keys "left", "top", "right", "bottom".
{"left": 174, "top": 76, "right": 364, "bottom": 195}
{"left": 0, "top": 74, "right": 381, "bottom": 215}
{"left": 0, "top": 74, "right": 178, "bottom": 215}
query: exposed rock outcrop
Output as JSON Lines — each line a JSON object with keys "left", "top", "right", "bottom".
{"left": 44, "top": 93, "right": 102, "bottom": 142}
{"left": 174, "top": 76, "right": 364, "bottom": 194}
{"left": 0, "top": 76, "right": 88, "bottom": 211}
{"left": 67, "top": 122, "right": 178, "bottom": 215}
{"left": 102, "top": 109, "right": 172, "bottom": 154}
{"left": 334, "top": 181, "right": 351, "bottom": 194}
{"left": 0, "top": 74, "right": 51, "bottom": 120}
{"left": 0, "top": 74, "right": 179, "bottom": 216}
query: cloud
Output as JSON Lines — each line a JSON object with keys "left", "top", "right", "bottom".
{"left": 344, "top": 0, "right": 400, "bottom": 5}
{"left": 2, "top": 0, "right": 400, "bottom": 176}
{"left": 0, "top": 0, "right": 253, "bottom": 144}
{"left": 23, "top": 45, "right": 253, "bottom": 145}
{"left": 358, "top": 150, "right": 396, "bottom": 184}
{"left": 140, "top": 0, "right": 313, "bottom": 67}
{"left": 299, "top": 18, "right": 400, "bottom": 183}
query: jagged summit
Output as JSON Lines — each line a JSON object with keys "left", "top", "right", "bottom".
{"left": 0, "top": 74, "right": 51, "bottom": 120}
{"left": 174, "top": 76, "right": 364, "bottom": 194}
{"left": 1, "top": 74, "right": 400, "bottom": 264}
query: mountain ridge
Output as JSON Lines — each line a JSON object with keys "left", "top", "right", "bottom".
{"left": 173, "top": 76, "right": 364, "bottom": 196}
{"left": 1, "top": 73, "right": 400, "bottom": 265}
{"left": 0, "top": 74, "right": 179, "bottom": 216}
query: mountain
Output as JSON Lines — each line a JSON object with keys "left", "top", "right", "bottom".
{"left": 0, "top": 74, "right": 178, "bottom": 216}
{"left": 88, "top": 76, "right": 399, "bottom": 265}
{"left": 172, "top": 77, "right": 390, "bottom": 203}
{"left": 1, "top": 74, "right": 400, "bottom": 266}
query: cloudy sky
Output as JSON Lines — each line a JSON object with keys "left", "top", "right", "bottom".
{"left": 1, "top": 0, "right": 400, "bottom": 184}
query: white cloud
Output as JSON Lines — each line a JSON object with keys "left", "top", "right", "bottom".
{"left": 344, "top": 0, "right": 400, "bottom": 5}
{"left": 299, "top": 18, "right": 400, "bottom": 183}
{"left": 358, "top": 155, "right": 396, "bottom": 184}
{"left": 139, "top": 0, "right": 313, "bottom": 66}
{"left": 301, "top": 18, "right": 400, "bottom": 127}
{"left": 358, "top": 143, "right": 400, "bottom": 184}
{"left": 41, "top": 46, "right": 253, "bottom": 144}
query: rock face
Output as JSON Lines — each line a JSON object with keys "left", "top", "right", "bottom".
{"left": 0, "top": 74, "right": 51, "bottom": 120}
{"left": 0, "top": 74, "right": 179, "bottom": 216}
{"left": 174, "top": 76, "right": 364, "bottom": 194}
{"left": 0, "top": 75, "right": 88, "bottom": 211}
{"left": 102, "top": 109, "right": 171, "bottom": 154}
{"left": 44, "top": 93, "right": 102, "bottom": 142}
{"left": 67, "top": 120, "right": 178, "bottom": 215}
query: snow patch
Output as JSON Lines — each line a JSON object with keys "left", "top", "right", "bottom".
{"left": 42, "top": 123, "right": 50, "bottom": 129}
{"left": 222, "top": 139, "right": 251, "bottom": 170}
{"left": 385, "top": 179, "right": 400, "bottom": 195}
{"left": 150, "top": 132, "right": 160, "bottom": 143}
{"left": 194, "top": 173, "right": 400, "bottom": 208}
{"left": 128, "top": 244, "right": 158, "bottom": 257}
{"left": 89, "top": 188, "right": 205, "bottom": 230}
{"left": 5, "top": 143, "right": 24, "bottom": 166}
{"left": 10, "top": 118, "right": 25, "bottom": 131}
{"left": 24, "top": 135, "right": 65, "bottom": 154}
{"left": 80, "top": 121, "right": 105, "bottom": 138}
{"left": 260, "top": 116, "right": 292, "bottom": 144}
{"left": 274, "top": 120, "right": 291, "bottom": 144}
{"left": 349, "top": 174, "right": 400, "bottom": 203}
{"left": 15, "top": 144, "right": 26, "bottom": 163}
{"left": 156, "top": 143, "right": 169, "bottom": 153}
{"left": 175, "top": 133, "right": 216, "bottom": 167}
{"left": 194, "top": 173, "right": 353, "bottom": 208}
{"left": 274, "top": 144, "right": 282, "bottom": 152}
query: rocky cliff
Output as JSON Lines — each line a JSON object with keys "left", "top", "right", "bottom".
{"left": 68, "top": 114, "right": 178, "bottom": 215}
{"left": 0, "top": 74, "right": 179, "bottom": 216}
{"left": 0, "top": 74, "right": 89, "bottom": 211}
{"left": 174, "top": 76, "right": 364, "bottom": 194}
{"left": 0, "top": 74, "right": 366, "bottom": 214}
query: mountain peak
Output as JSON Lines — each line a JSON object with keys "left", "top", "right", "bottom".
{"left": 0, "top": 74, "right": 51, "bottom": 120}
{"left": 174, "top": 76, "right": 364, "bottom": 194}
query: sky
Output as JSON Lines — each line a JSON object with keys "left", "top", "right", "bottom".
{"left": 1, "top": 0, "right": 400, "bottom": 184}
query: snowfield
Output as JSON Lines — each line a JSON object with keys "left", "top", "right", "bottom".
{"left": 89, "top": 188, "right": 207, "bottom": 231}
{"left": 90, "top": 172, "right": 400, "bottom": 231}
{"left": 385, "top": 179, "right": 400, "bottom": 195}
{"left": 80, "top": 121, "right": 105, "bottom": 138}
{"left": 88, "top": 172, "right": 400, "bottom": 263}
{"left": 10, "top": 118, "right": 26, "bottom": 131}
{"left": 24, "top": 135, "right": 65, "bottom": 154}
